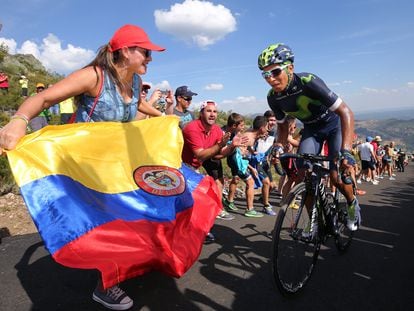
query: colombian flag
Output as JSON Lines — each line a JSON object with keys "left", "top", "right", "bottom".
{"left": 7, "top": 116, "right": 221, "bottom": 289}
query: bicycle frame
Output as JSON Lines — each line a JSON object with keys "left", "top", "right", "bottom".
{"left": 272, "top": 153, "right": 354, "bottom": 295}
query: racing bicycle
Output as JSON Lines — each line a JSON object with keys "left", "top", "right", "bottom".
{"left": 272, "top": 153, "right": 355, "bottom": 295}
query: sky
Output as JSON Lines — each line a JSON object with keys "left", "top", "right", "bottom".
{"left": 1, "top": 0, "right": 414, "bottom": 114}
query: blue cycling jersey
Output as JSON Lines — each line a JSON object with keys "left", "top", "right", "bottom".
{"left": 267, "top": 72, "right": 344, "bottom": 169}
{"left": 267, "top": 72, "right": 342, "bottom": 126}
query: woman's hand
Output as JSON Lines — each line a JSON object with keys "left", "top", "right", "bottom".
{"left": 0, "top": 118, "right": 28, "bottom": 153}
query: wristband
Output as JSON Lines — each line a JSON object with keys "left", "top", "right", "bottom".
{"left": 11, "top": 114, "right": 29, "bottom": 126}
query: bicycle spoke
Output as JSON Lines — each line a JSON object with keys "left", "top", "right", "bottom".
{"left": 334, "top": 195, "right": 354, "bottom": 252}
{"left": 272, "top": 183, "right": 320, "bottom": 295}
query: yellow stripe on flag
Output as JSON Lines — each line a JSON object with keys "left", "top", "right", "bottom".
{"left": 7, "top": 116, "right": 183, "bottom": 194}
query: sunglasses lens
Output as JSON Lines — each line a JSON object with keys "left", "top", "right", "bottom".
{"left": 146, "top": 50, "right": 152, "bottom": 58}
{"left": 183, "top": 97, "right": 192, "bottom": 101}
{"left": 262, "top": 67, "right": 283, "bottom": 78}
{"left": 272, "top": 68, "right": 282, "bottom": 76}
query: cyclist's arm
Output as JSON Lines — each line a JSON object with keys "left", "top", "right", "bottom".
{"left": 334, "top": 101, "right": 354, "bottom": 151}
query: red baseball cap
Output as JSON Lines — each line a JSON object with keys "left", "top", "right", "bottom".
{"left": 109, "top": 24, "right": 165, "bottom": 52}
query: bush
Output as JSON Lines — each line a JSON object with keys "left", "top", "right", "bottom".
{"left": 0, "top": 155, "right": 19, "bottom": 195}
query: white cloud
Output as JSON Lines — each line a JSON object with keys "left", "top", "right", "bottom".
{"left": 408, "top": 82, "right": 414, "bottom": 88}
{"left": 218, "top": 96, "right": 268, "bottom": 115}
{"left": 0, "top": 37, "right": 17, "bottom": 53}
{"left": 154, "top": 80, "right": 172, "bottom": 91}
{"left": 362, "top": 87, "right": 381, "bottom": 93}
{"left": 154, "top": 0, "right": 237, "bottom": 48}
{"left": 1, "top": 34, "right": 95, "bottom": 74}
{"left": 19, "top": 40, "right": 41, "bottom": 59}
{"left": 204, "top": 83, "right": 223, "bottom": 91}
{"left": 328, "top": 80, "right": 352, "bottom": 87}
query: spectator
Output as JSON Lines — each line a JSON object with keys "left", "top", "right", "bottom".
{"left": 0, "top": 71, "right": 9, "bottom": 94}
{"left": 389, "top": 141, "right": 398, "bottom": 173}
{"left": 264, "top": 110, "right": 277, "bottom": 136}
{"left": 278, "top": 116, "right": 300, "bottom": 200}
{"left": 169, "top": 85, "right": 198, "bottom": 129}
{"left": 59, "top": 97, "right": 76, "bottom": 124}
{"left": 373, "top": 136, "right": 383, "bottom": 178}
{"left": 0, "top": 23, "right": 167, "bottom": 310}
{"left": 47, "top": 84, "right": 60, "bottom": 115}
{"left": 18, "top": 75, "right": 29, "bottom": 97}
{"left": 381, "top": 144, "right": 395, "bottom": 180}
{"left": 258, "top": 110, "right": 277, "bottom": 190}
{"left": 182, "top": 100, "right": 247, "bottom": 222}
{"left": 357, "top": 136, "right": 379, "bottom": 184}
{"left": 28, "top": 83, "right": 52, "bottom": 131}
{"left": 396, "top": 149, "right": 406, "bottom": 172}
{"left": 136, "top": 82, "right": 173, "bottom": 120}
{"left": 247, "top": 116, "right": 278, "bottom": 216}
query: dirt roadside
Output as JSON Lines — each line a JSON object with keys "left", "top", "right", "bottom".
{"left": 0, "top": 193, "right": 37, "bottom": 238}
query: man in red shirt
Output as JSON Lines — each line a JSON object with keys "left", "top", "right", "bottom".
{"left": 182, "top": 100, "right": 247, "bottom": 224}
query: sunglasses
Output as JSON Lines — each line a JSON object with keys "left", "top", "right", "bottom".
{"left": 182, "top": 96, "right": 192, "bottom": 101}
{"left": 261, "top": 64, "right": 289, "bottom": 79}
{"left": 132, "top": 47, "right": 152, "bottom": 58}
{"left": 144, "top": 49, "right": 152, "bottom": 58}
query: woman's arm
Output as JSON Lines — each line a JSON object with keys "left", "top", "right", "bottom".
{"left": 0, "top": 67, "right": 99, "bottom": 151}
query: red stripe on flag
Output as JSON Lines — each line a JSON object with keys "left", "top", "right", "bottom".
{"left": 52, "top": 175, "right": 221, "bottom": 288}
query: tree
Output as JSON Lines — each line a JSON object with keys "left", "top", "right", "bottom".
{"left": 0, "top": 43, "right": 8, "bottom": 64}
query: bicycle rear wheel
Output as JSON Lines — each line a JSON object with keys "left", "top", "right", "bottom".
{"left": 271, "top": 182, "right": 321, "bottom": 295}
{"left": 334, "top": 192, "right": 353, "bottom": 252}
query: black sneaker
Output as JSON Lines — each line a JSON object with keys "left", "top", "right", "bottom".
{"left": 204, "top": 232, "right": 215, "bottom": 244}
{"left": 92, "top": 284, "right": 133, "bottom": 310}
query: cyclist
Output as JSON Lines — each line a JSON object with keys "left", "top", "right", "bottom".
{"left": 258, "top": 43, "right": 360, "bottom": 231}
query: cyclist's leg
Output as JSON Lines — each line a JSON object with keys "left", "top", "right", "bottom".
{"left": 297, "top": 127, "right": 323, "bottom": 215}
{"left": 326, "top": 125, "right": 360, "bottom": 230}
{"left": 324, "top": 123, "right": 354, "bottom": 203}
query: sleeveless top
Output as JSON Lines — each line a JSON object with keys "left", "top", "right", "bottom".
{"left": 75, "top": 70, "right": 141, "bottom": 123}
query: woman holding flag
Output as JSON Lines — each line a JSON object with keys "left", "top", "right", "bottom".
{"left": 0, "top": 24, "right": 174, "bottom": 310}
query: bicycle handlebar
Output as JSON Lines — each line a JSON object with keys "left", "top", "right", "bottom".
{"left": 279, "top": 153, "right": 330, "bottom": 163}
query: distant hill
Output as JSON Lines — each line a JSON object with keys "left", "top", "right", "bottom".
{"left": 355, "top": 107, "right": 414, "bottom": 121}
{"left": 0, "top": 48, "right": 63, "bottom": 112}
{"left": 355, "top": 118, "right": 414, "bottom": 152}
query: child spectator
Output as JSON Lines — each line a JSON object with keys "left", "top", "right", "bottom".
{"left": 224, "top": 114, "right": 276, "bottom": 217}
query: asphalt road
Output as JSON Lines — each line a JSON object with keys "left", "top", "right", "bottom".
{"left": 1, "top": 165, "right": 414, "bottom": 311}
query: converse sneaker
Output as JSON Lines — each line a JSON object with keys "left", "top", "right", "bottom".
{"left": 92, "top": 284, "right": 133, "bottom": 310}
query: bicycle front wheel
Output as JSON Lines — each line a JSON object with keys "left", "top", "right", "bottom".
{"left": 271, "top": 182, "right": 321, "bottom": 295}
